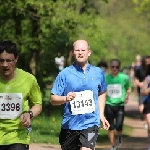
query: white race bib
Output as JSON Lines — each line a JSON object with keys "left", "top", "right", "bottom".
{"left": 70, "top": 90, "right": 95, "bottom": 115}
{"left": 107, "top": 84, "right": 122, "bottom": 98}
{"left": 0, "top": 93, "right": 23, "bottom": 119}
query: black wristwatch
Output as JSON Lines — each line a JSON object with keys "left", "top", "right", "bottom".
{"left": 28, "top": 111, "right": 34, "bottom": 119}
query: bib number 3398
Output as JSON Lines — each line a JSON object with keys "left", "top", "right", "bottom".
{"left": 70, "top": 90, "right": 95, "bottom": 115}
{"left": 0, "top": 93, "right": 23, "bottom": 119}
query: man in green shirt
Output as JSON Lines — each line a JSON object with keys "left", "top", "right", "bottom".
{"left": 105, "top": 59, "right": 131, "bottom": 150}
{"left": 0, "top": 40, "right": 42, "bottom": 150}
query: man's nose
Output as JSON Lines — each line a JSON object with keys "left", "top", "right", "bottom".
{"left": 2, "top": 61, "right": 9, "bottom": 66}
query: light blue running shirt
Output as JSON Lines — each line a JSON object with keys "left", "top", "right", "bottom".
{"left": 51, "top": 63, "right": 106, "bottom": 130}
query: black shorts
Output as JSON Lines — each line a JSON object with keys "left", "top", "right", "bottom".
{"left": 143, "top": 101, "right": 150, "bottom": 114}
{"left": 0, "top": 144, "right": 29, "bottom": 150}
{"left": 105, "top": 104, "right": 124, "bottom": 131}
{"left": 59, "top": 125, "right": 98, "bottom": 150}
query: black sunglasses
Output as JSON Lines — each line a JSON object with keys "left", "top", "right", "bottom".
{"left": 111, "top": 66, "right": 119, "bottom": 69}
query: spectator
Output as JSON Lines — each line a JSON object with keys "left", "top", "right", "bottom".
{"left": 55, "top": 52, "right": 65, "bottom": 71}
{"left": 97, "top": 58, "right": 108, "bottom": 74}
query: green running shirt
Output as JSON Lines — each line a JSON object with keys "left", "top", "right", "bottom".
{"left": 0, "top": 68, "right": 42, "bottom": 145}
{"left": 105, "top": 73, "right": 130, "bottom": 106}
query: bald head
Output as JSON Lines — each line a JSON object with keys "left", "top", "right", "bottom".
{"left": 73, "top": 40, "right": 90, "bottom": 50}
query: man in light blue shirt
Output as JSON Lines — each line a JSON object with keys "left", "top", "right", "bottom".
{"left": 51, "top": 40, "right": 109, "bottom": 150}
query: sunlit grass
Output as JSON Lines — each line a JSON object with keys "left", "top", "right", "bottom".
{"left": 30, "top": 110, "right": 62, "bottom": 144}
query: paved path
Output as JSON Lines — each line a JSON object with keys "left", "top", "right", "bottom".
{"left": 30, "top": 95, "right": 149, "bottom": 150}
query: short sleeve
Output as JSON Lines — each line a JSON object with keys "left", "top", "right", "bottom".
{"left": 28, "top": 77, "right": 42, "bottom": 106}
{"left": 51, "top": 72, "right": 66, "bottom": 96}
{"left": 99, "top": 70, "right": 107, "bottom": 93}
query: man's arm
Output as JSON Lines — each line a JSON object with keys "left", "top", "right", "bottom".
{"left": 98, "top": 91, "right": 106, "bottom": 118}
{"left": 50, "top": 92, "right": 76, "bottom": 106}
{"left": 134, "top": 78, "right": 143, "bottom": 88}
{"left": 98, "top": 91, "right": 110, "bottom": 130}
{"left": 20, "top": 105, "right": 42, "bottom": 128}
{"left": 124, "top": 88, "right": 131, "bottom": 104}
{"left": 141, "top": 77, "right": 150, "bottom": 95}
{"left": 30, "top": 105, "right": 42, "bottom": 118}
{"left": 50, "top": 94, "right": 67, "bottom": 105}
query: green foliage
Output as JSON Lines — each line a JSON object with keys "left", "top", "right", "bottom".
{"left": 133, "top": 0, "right": 150, "bottom": 13}
{"left": 1, "top": 0, "right": 150, "bottom": 86}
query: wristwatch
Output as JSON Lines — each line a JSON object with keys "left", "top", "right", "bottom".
{"left": 28, "top": 111, "right": 34, "bottom": 119}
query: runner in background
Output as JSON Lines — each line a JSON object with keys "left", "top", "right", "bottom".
{"left": 141, "top": 62, "right": 150, "bottom": 150}
{"left": 130, "top": 54, "right": 141, "bottom": 100}
{"left": 105, "top": 59, "right": 131, "bottom": 150}
{"left": 97, "top": 58, "right": 108, "bottom": 75}
{"left": 134, "top": 56, "right": 150, "bottom": 122}
{"left": 51, "top": 39, "right": 110, "bottom": 150}
{"left": 0, "top": 40, "right": 42, "bottom": 150}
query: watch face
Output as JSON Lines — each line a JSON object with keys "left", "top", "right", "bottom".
{"left": 29, "top": 111, "right": 33, "bottom": 118}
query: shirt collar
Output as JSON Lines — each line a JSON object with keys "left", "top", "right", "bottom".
{"left": 73, "top": 63, "right": 91, "bottom": 72}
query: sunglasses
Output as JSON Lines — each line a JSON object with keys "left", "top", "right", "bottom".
{"left": 111, "top": 66, "right": 119, "bottom": 69}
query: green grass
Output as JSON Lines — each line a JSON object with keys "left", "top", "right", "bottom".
{"left": 30, "top": 106, "right": 62, "bottom": 144}
{"left": 30, "top": 111, "right": 132, "bottom": 144}
{"left": 30, "top": 88, "right": 133, "bottom": 144}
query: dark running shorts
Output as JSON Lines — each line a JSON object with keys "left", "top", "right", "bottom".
{"left": 105, "top": 104, "right": 124, "bottom": 131}
{"left": 143, "top": 101, "right": 150, "bottom": 114}
{"left": 0, "top": 144, "right": 29, "bottom": 150}
{"left": 59, "top": 125, "right": 99, "bottom": 150}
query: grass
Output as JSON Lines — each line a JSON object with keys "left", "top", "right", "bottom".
{"left": 30, "top": 105, "right": 62, "bottom": 144}
{"left": 30, "top": 88, "right": 133, "bottom": 144}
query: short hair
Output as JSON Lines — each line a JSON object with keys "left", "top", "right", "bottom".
{"left": 141, "top": 55, "right": 150, "bottom": 69}
{"left": 0, "top": 40, "right": 18, "bottom": 58}
{"left": 110, "top": 59, "right": 121, "bottom": 67}
{"left": 146, "top": 64, "right": 150, "bottom": 76}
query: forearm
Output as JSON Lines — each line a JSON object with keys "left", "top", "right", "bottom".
{"left": 98, "top": 92, "right": 106, "bottom": 117}
{"left": 30, "top": 105, "right": 42, "bottom": 118}
{"left": 141, "top": 78, "right": 150, "bottom": 95}
{"left": 125, "top": 88, "right": 131, "bottom": 99}
{"left": 134, "top": 78, "right": 143, "bottom": 87}
{"left": 50, "top": 94, "right": 66, "bottom": 105}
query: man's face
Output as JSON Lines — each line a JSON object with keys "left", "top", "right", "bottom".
{"left": 110, "top": 61, "right": 120, "bottom": 75}
{"left": 145, "top": 58, "right": 150, "bottom": 65}
{"left": 72, "top": 40, "right": 91, "bottom": 64}
{"left": 0, "top": 51, "right": 18, "bottom": 78}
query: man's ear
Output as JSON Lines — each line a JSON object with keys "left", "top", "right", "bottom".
{"left": 71, "top": 50, "right": 74, "bottom": 56}
{"left": 88, "top": 50, "right": 92, "bottom": 56}
{"left": 15, "top": 56, "right": 19, "bottom": 63}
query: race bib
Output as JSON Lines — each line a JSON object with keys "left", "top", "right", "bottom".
{"left": 107, "top": 84, "right": 122, "bottom": 98}
{"left": 70, "top": 90, "right": 95, "bottom": 115}
{"left": 0, "top": 93, "right": 23, "bottom": 119}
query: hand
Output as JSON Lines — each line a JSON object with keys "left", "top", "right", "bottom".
{"left": 100, "top": 116, "right": 110, "bottom": 130}
{"left": 65, "top": 92, "right": 76, "bottom": 102}
{"left": 139, "top": 82, "right": 143, "bottom": 88}
{"left": 20, "top": 113, "right": 31, "bottom": 127}
{"left": 124, "top": 97, "right": 129, "bottom": 104}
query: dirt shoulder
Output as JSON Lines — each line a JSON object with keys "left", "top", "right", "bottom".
{"left": 30, "top": 95, "right": 149, "bottom": 150}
